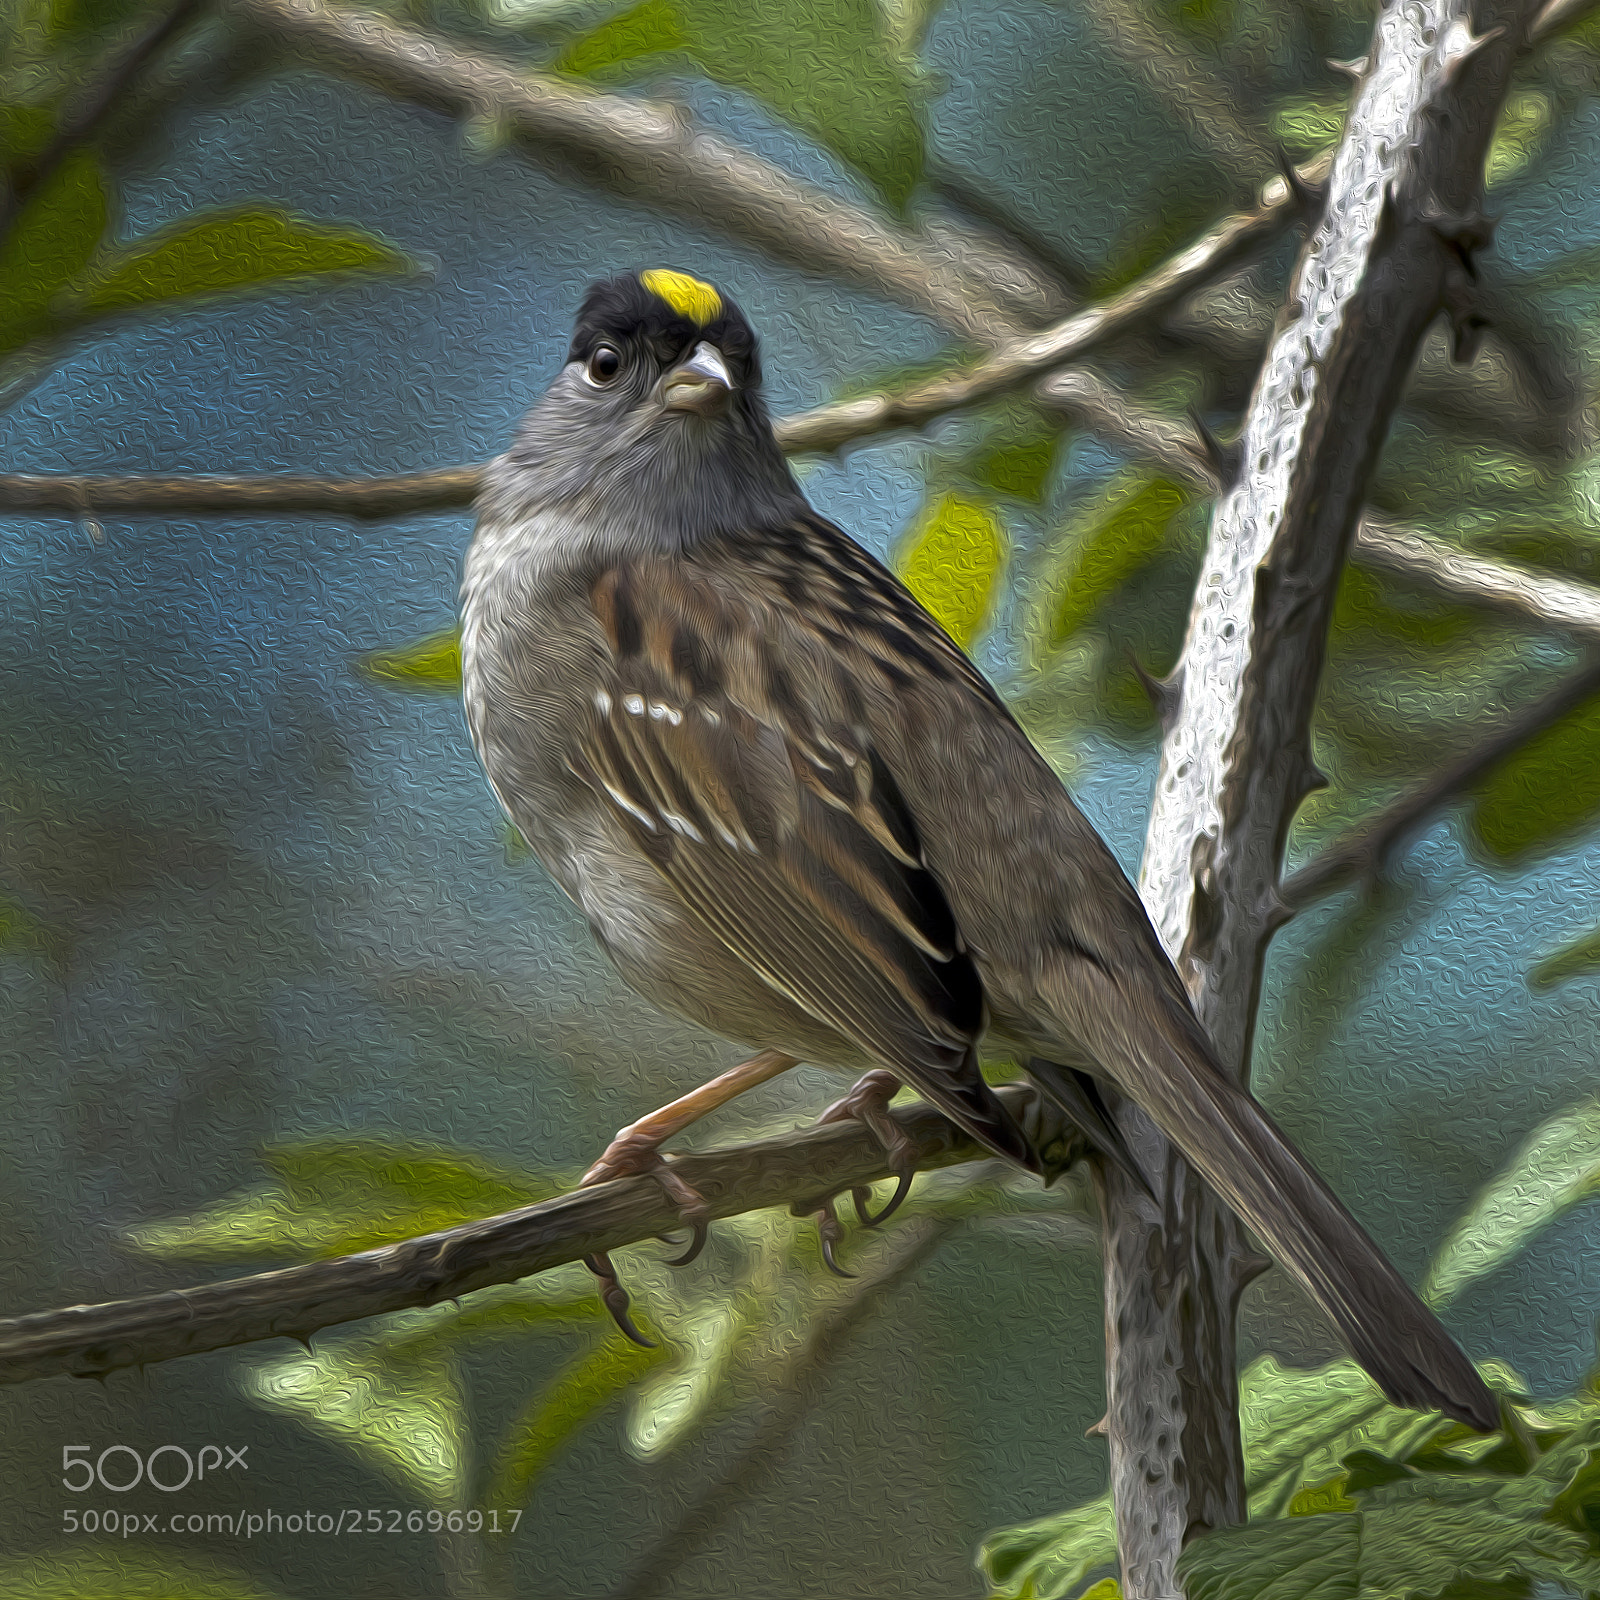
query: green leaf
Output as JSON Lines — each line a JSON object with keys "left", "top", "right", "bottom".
{"left": 1424, "top": 1097, "right": 1600, "bottom": 1308}
{"left": 965, "top": 416, "right": 1063, "bottom": 503}
{"left": 1548, "top": 1446, "right": 1600, "bottom": 1539}
{"left": 0, "top": 104, "right": 55, "bottom": 164}
{"left": 555, "top": 0, "right": 686, "bottom": 73}
{"left": 980, "top": 1356, "right": 1475, "bottom": 1598}
{"left": 1270, "top": 94, "right": 1346, "bottom": 158}
{"left": 1289, "top": 1476, "right": 1357, "bottom": 1516}
{"left": 1179, "top": 1474, "right": 1600, "bottom": 1600}
{"left": 1239, "top": 1357, "right": 1451, "bottom": 1520}
{"left": 129, "top": 1137, "right": 557, "bottom": 1260}
{"left": 244, "top": 1338, "right": 467, "bottom": 1506}
{"left": 0, "top": 146, "right": 107, "bottom": 351}
{"left": 486, "top": 1332, "right": 671, "bottom": 1511}
{"left": 0, "top": 1549, "right": 293, "bottom": 1600}
{"left": 558, "top": 0, "right": 924, "bottom": 210}
{"left": 896, "top": 491, "right": 1006, "bottom": 649}
{"left": 1330, "top": 565, "right": 1476, "bottom": 652}
{"left": 1045, "top": 471, "right": 1192, "bottom": 650}
{"left": 1529, "top": 925, "right": 1600, "bottom": 990}
{"left": 977, "top": 1491, "right": 1116, "bottom": 1600}
{"left": 75, "top": 208, "right": 413, "bottom": 320}
{"left": 1486, "top": 89, "right": 1552, "bottom": 187}
{"left": 358, "top": 627, "right": 463, "bottom": 693}
{"left": 1468, "top": 685, "right": 1600, "bottom": 862}
{"left": 40, "top": 0, "right": 146, "bottom": 43}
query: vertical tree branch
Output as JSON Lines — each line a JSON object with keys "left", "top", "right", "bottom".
{"left": 1098, "top": 0, "right": 1539, "bottom": 1593}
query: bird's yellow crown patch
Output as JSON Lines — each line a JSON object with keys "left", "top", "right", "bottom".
{"left": 640, "top": 269, "right": 722, "bottom": 326}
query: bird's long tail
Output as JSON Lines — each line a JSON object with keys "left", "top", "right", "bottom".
{"left": 1025, "top": 1011, "right": 1498, "bottom": 1432}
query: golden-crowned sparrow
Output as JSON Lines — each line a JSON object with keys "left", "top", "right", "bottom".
{"left": 461, "top": 269, "right": 1495, "bottom": 1431}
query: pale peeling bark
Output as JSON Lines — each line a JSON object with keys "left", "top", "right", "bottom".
{"left": 1099, "top": 1, "right": 1540, "bottom": 1592}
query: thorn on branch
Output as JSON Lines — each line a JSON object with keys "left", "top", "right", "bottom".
{"left": 1439, "top": 22, "right": 1505, "bottom": 85}
{"left": 1259, "top": 888, "right": 1295, "bottom": 936}
{"left": 1275, "top": 147, "right": 1327, "bottom": 223}
{"left": 1086, "top": 1413, "right": 1109, "bottom": 1438}
{"left": 1189, "top": 408, "right": 1241, "bottom": 489}
{"left": 1128, "top": 651, "right": 1184, "bottom": 731}
{"left": 1186, "top": 849, "right": 1223, "bottom": 966}
{"left": 1327, "top": 55, "right": 1368, "bottom": 81}
{"left": 1443, "top": 269, "right": 1491, "bottom": 365}
{"left": 1375, "top": 185, "right": 1404, "bottom": 252}
{"left": 1422, "top": 200, "right": 1498, "bottom": 262}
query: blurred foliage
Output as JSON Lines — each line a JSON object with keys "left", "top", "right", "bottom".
{"left": 982, "top": 1102, "right": 1600, "bottom": 1598}
{"left": 0, "top": 1550, "right": 294, "bottom": 1600}
{"left": 357, "top": 627, "right": 465, "bottom": 692}
{"left": 1425, "top": 1096, "right": 1600, "bottom": 1310}
{"left": 553, "top": 0, "right": 925, "bottom": 209}
{"left": 1530, "top": 924, "right": 1600, "bottom": 990}
{"left": 1468, "top": 689, "right": 1600, "bottom": 863}
{"left": 0, "top": 2, "right": 414, "bottom": 394}
{"left": 895, "top": 489, "right": 1007, "bottom": 648}
{"left": 128, "top": 1133, "right": 1095, "bottom": 1590}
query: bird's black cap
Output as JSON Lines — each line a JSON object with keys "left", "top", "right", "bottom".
{"left": 568, "top": 270, "right": 762, "bottom": 388}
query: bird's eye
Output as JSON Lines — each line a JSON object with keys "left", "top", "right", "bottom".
{"left": 586, "top": 344, "right": 623, "bottom": 385}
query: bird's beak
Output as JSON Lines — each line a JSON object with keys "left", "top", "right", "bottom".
{"left": 662, "top": 341, "right": 733, "bottom": 414}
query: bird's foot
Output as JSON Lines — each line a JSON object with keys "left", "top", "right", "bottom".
{"left": 582, "top": 1127, "right": 710, "bottom": 1286}
{"left": 817, "top": 1069, "right": 918, "bottom": 1229}
{"left": 794, "top": 1070, "right": 918, "bottom": 1276}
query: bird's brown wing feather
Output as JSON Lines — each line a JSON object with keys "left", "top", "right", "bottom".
{"left": 732, "top": 514, "right": 1497, "bottom": 1432}
{"left": 574, "top": 554, "right": 1036, "bottom": 1171}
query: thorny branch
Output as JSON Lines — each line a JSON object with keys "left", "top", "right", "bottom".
{"left": 1100, "top": 0, "right": 1540, "bottom": 1589}
{"left": 0, "top": 1086, "right": 1082, "bottom": 1385}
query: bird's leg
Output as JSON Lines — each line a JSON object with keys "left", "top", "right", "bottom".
{"left": 577, "top": 1050, "right": 799, "bottom": 1338}
{"left": 816, "top": 1068, "right": 919, "bottom": 1232}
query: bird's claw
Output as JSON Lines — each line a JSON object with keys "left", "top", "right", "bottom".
{"left": 816, "top": 1068, "right": 919, "bottom": 1245}
{"left": 658, "top": 1220, "right": 709, "bottom": 1268}
{"left": 852, "top": 1169, "right": 913, "bottom": 1229}
{"left": 815, "top": 1198, "right": 856, "bottom": 1279}
{"left": 583, "top": 1252, "right": 655, "bottom": 1348}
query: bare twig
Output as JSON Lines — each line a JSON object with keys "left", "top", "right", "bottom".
{"left": 610, "top": 1217, "right": 956, "bottom": 1600}
{"left": 0, "top": 1085, "right": 1078, "bottom": 1385}
{"left": 0, "top": 465, "right": 480, "bottom": 520}
{"left": 1100, "top": 0, "right": 1537, "bottom": 1589}
{"left": 1355, "top": 519, "right": 1600, "bottom": 639}
{"left": 226, "top": 0, "right": 1032, "bottom": 343}
{"left": 1036, "top": 369, "right": 1600, "bottom": 648}
{"left": 1283, "top": 652, "right": 1600, "bottom": 908}
{"left": 1532, "top": 0, "right": 1600, "bottom": 37}
{"left": 10, "top": 391, "right": 1600, "bottom": 674}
